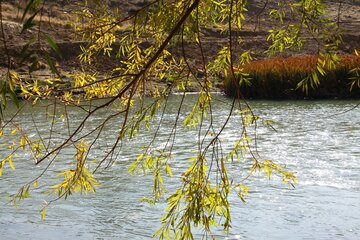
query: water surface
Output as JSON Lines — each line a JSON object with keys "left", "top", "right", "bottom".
{"left": 1, "top": 95, "right": 359, "bottom": 239}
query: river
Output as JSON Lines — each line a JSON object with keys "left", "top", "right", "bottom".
{"left": 0, "top": 94, "right": 359, "bottom": 239}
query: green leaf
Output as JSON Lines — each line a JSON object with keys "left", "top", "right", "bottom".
{"left": 20, "top": 40, "right": 36, "bottom": 64}
{"left": 21, "top": 0, "right": 36, "bottom": 22}
{"left": 44, "top": 52, "right": 61, "bottom": 77}
{"left": 311, "top": 72, "right": 320, "bottom": 87}
{"left": 28, "top": 57, "right": 39, "bottom": 73}
{"left": 316, "top": 65, "right": 326, "bottom": 76}
{"left": 0, "top": 104, "right": 3, "bottom": 119}
{"left": 1, "top": 91, "right": 6, "bottom": 108}
{"left": 21, "top": 11, "right": 38, "bottom": 34}
{"left": 8, "top": 88, "right": 20, "bottom": 108}
{"left": 45, "top": 34, "right": 62, "bottom": 58}
{"left": 25, "top": 185, "right": 30, "bottom": 198}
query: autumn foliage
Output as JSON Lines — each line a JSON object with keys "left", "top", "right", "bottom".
{"left": 225, "top": 54, "right": 360, "bottom": 99}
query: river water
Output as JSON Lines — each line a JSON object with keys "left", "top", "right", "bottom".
{"left": 0, "top": 94, "right": 359, "bottom": 240}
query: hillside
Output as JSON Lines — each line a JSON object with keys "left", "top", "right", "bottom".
{"left": 0, "top": 0, "right": 359, "bottom": 92}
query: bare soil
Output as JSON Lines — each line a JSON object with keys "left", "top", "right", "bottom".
{"left": 1, "top": 0, "right": 359, "bottom": 93}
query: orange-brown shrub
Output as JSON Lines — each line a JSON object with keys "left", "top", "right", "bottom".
{"left": 224, "top": 54, "right": 360, "bottom": 99}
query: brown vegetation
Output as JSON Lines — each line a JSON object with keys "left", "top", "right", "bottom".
{"left": 224, "top": 54, "right": 360, "bottom": 99}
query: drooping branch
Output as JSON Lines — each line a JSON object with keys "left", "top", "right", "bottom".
{"left": 35, "top": 0, "right": 201, "bottom": 165}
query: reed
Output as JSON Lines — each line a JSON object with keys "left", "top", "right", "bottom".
{"left": 224, "top": 55, "right": 360, "bottom": 99}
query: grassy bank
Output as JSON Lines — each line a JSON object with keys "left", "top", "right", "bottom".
{"left": 224, "top": 55, "right": 360, "bottom": 99}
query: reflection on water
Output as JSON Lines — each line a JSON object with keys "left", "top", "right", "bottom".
{"left": 1, "top": 95, "right": 359, "bottom": 239}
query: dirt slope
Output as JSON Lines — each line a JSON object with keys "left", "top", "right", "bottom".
{"left": 0, "top": 0, "right": 359, "bottom": 92}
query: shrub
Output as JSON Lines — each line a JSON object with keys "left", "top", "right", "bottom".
{"left": 224, "top": 55, "right": 360, "bottom": 99}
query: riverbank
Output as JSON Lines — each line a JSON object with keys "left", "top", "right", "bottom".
{"left": 224, "top": 55, "right": 360, "bottom": 99}
{"left": 1, "top": 1, "right": 360, "bottom": 98}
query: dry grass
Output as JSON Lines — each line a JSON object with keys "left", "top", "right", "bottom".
{"left": 240, "top": 55, "right": 360, "bottom": 78}
{"left": 224, "top": 54, "right": 360, "bottom": 99}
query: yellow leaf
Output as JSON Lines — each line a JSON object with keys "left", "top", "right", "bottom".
{"left": 33, "top": 180, "right": 38, "bottom": 188}
{"left": 32, "top": 97, "right": 39, "bottom": 106}
{"left": 41, "top": 207, "right": 46, "bottom": 221}
{"left": 0, "top": 129, "right": 3, "bottom": 137}
{"left": 8, "top": 158, "right": 15, "bottom": 170}
{"left": 11, "top": 129, "right": 17, "bottom": 135}
{"left": 165, "top": 163, "right": 172, "bottom": 177}
{"left": 20, "top": 135, "right": 28, "bottom": 149}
